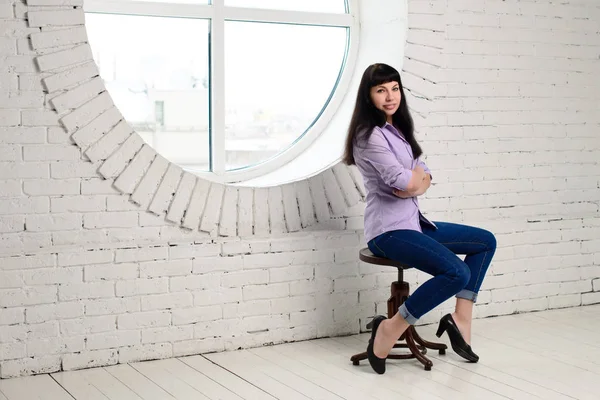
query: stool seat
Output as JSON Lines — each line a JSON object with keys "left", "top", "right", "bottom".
{"left": 359, "top": 248, "right": 411, "bottom": 270}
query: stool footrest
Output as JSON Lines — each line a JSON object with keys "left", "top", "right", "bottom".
{"left": 350, "top": 278, "right": 447, "bottom": 371}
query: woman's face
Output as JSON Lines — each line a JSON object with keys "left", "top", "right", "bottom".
{"left": 369, "top": 81, "right": 400, "bottom": 123}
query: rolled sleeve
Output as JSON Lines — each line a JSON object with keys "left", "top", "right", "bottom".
{"left": 357, "top": 129, "right": 413, "bottom": 191}
{"left": 416, "top": 158, "right": 432, "bottom": 181}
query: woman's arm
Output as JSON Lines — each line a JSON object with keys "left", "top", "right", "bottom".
{"left": 393, "top": 170, "right": 431, "bottom": 198}
{"left": 358, "top": 129, "right": 425, "bottom": 191}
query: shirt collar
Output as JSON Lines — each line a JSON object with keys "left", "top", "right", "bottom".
{"left": 383, "top": 122, "right": 408, "bottom": 143}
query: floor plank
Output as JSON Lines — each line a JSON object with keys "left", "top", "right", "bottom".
{"left": 180, "top": 355, "right": 276, "bottom": 400}
{"left": 0, "top": 375, "right": 73, "bottom": 400}
{"left": 149, "top": 358, "right": 242, "bottom": 400}
{"left": 103, "top": 364, "right": 176, "bottom": 400}
{"left": 51, "top": 370, "right": 109, "bottom": 400}
{"left": 129, "top": 359, "right": 211, "bottom": 400}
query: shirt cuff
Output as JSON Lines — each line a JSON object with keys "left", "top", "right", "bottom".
{"left": 393, "top": 169, "right": 412, "bottom": 191}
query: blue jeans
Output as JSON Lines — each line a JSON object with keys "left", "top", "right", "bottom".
{"left": 368, "top": 222, "right": 496, "bottom": 324}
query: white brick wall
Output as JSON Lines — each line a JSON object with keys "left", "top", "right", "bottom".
{"left": 0, "top": 0, "right": 598, "bottom": 379}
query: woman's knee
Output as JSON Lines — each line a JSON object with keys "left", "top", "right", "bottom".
{"left": 482, "top": 229, "right": 497, "bottom": 252}
{"left": 452, "top": 263, "right": 471, "bottom": 288}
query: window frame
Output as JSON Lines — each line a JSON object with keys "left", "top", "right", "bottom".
{"left": 84, "top": 0, "right": 359, "bottom": 184}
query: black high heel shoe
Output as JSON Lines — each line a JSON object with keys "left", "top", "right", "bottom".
{"left": 436, "top": 314, "right": 479, "bottom": 363}
{"left": 366, "top": 315, "right": 387, "bottom": 374}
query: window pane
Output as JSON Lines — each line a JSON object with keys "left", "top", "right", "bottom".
{"left": 225, "top": 22, "right": 347, "bottom": 171}
{"left": 85, "top": 13, "right": 210, "bottom": 171}
{"left": 225, "top": 0, "right": 346, "bottom": 14}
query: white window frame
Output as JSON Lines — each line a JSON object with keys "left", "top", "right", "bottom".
{"left": 84, "top": 0, "right": 359, "bottom": 184}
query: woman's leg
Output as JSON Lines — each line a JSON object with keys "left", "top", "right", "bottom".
{"left": 421, "top": 221, "right": 497, "bottom": 343}
{"left": 368, "top": 229, "right": 472, "bottom": 357}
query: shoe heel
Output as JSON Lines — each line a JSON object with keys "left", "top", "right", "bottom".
{"left": 435, "top": 321, "right": 446, "bottom": 338}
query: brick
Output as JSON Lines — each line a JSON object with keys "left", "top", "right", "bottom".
{"left": 22, "top": 267, "right": 82, "bottom": 285}
{"left": 140, "top": 259, "right": 192, "bottom": 278}
{"left": 59, "top": 282, "right": 114, "bottom": 301}
{"left": 23, "top": 178, "right": 79, "bottom": 196}
{"left": 62, "top": 349, "right": 118, "bottom": 371}
{"left": 148, "top": 163, "right": 182, "bottom": 215}
{"left": 130, "top": 155, "right": 169, "bottom": 209}
{"left": 30, "top": 25, "right": 88, "bottom": 50}
{"left": 85, "top": 119, "right": 133, "bottom": 162}
{"left": 36, "top": 45, "right": 93, "bottom": 72}
{"left": 115, "top": 246, "right": 167, "bottom": 263}
{"left": 84, "top": 263, "right": 138, "bottom": 281}
{"left": 1, "top": 342, "right": 26, "bottom": 360}
{"left": 0, "top": 162, "right": 49, "bottom": 179}
{"left": 0, "top": 286, "right": 56, "bottom": 307}
{"left": 0, "top": 356, "right": 61, "bottom": 379}
{"left": 0, "top": 308, "right": 25, "bottom": 325}
{"left": 165, "top": 172, "right": 195, "bottom": 224}
{"left": 21, "top": 110, "right": 59, "bottom": 126}
{"left": 118, "top": 343, "right": 172, "bottom": 364}
{"left": 142, "top": 326, "right": 193, "bottom": 344}
{"left": 167, "top": 267, "right": 220, "bottom": 290}
{"left": 27, "top": 336, "right": 85, "bottom": 357}
{"left": 87, "top": 330, "right": 140, "bottom": 350}
{"left": 141, "top": 292, "right": 193, "bottom": 311}
{"left": 83, "top": 211, "right": 138, "bottom": 229}
{"left": 267, "top": 186, "right": 285, "bottom": 234}
{"left": 42, "top": 61, "right": 99, "bottom": 93}
{"left": 113, "top": 145, "right": 156, "bottom": 194}
{"left": 116, "top": 278, "right": 168, "bottom": 297}
{"left": 60, "top": 91, "right": 114, "bottom": 133}
{"left": 243, "top": 283, "right": 289, "bottom": 301}
{"left": 218, "top": 186, "right": 237, "bottom": 236}
{"left": 168, "top": 243, "right": 221, "bottom": 260}
{"left": 193, "top": 288, "right": 241, "bottom": 307}
{"left": 50, "top": 77, "right": 105, "bottom": 113}
{"left": 181, "top": 178, "right": 209, "bottom": 230}
{"left": 25, "top": 302, "right": 84, "bottom": 324}
{"left": 0, "top": 269, "right": 23, "bottom": 288}
{"left": 85, "top": 297, "right": 140, "bottom": 316}
{"left": 0, "top": 254, "right": 54, "bottom": 271}
{"left": 51, "top": 195, "right": 105, "bottom": 212}
{"left": 281, "top": 184, "right": 301, "bottom": 233}
{"left": 28, "top": 10, "right": 85, "bottom": 28}
{"left": 237, "top": 187, "right": 253, "bottom": 236}
{"left": 221, "top": 270, "right": 268, "bottom": 288}
{"left": 253, "top": 188, "right": 269, "bottom": 235}
{"left": 25, "top": 213, "right": 82, "bottom": 231}
{"left": 0, "top": 215, "right": 24, "bottom": 233}
{"left": 60, "top": 315, "right": 116, "bottom": 336}
{"left": 117, "top": 311, "right": 171, "bottom": 330}
{"left": 173, "top": 338, "right": 223, "bottom": 357}
{"left": 58, "top": 249, "right": 112, "bottom": 266}
{"left": 172, "top": 305, "right": 222, "bottom": 325}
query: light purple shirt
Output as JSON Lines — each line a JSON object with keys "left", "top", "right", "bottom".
{"left": 353, "top": 123, "right": 436, "bottom": 243}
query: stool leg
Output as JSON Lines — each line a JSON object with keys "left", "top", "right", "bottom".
{"left": 412, "top": 326, "right": 446, "bottom": 355}
{"left": 405, "top": 326, "right": 433, "bottom": 370}
{"left": 350, "top": 279, "right": 447, "bottom": 369}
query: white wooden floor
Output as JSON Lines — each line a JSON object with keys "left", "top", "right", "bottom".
{"left": 2, "top": 305, "right": 599, "bottom": 400}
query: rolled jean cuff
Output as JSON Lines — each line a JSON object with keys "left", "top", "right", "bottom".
{"left": 398, "top": 303, "right": 418, "bottom": 325}
{"left": 456, "top": 289, "right": 478, "bottom": 303}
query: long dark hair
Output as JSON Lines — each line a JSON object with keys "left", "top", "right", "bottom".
{"left": 342, "top": 63, "right": 422, "bottom": 165}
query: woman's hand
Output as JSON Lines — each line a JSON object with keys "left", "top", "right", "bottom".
{"left": 393, "top": 173, "right": 431, "bottom": 198}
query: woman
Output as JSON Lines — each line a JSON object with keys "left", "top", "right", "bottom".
{"left": 343, "top": 63, "right": 497, "bottom": 374}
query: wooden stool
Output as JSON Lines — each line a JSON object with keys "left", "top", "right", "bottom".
{"left": 350, "top": 248, "right": 447, "bottom": 371}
